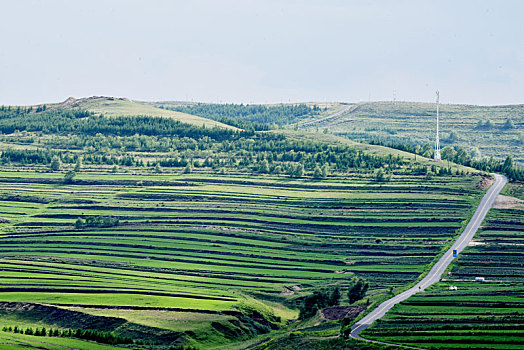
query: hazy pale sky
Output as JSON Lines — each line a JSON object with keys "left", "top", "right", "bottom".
{"left": 1, "top": 0, "right": 523, "bottom": 105}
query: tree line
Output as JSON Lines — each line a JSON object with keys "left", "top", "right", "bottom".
{"left": 2, "top": 326, "right": 135, "bottom": 345}
{"left": 0, "top": 108, "right": 477, "bottom": 178}
{"left": 366, "top": 137, "right": 523, "bottom": 181}
{"left": 163, "top": 102, "right": 323, "bottom": 130}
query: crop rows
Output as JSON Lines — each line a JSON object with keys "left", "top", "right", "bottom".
{"left": 0, "top": 171, "right": 482, "bottom": 313}
{"left": 362, "top": 205, "right": 524, "bottom": 349}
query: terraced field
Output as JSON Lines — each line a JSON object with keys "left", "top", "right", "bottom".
{"left": 0, "top": 97, "right": 504, "bottom": 348}
{"left": 0, "top": 169, "right": 483, "bottom": 347}
{"left": 361, "top": 195, "right": 524, "bottom": 349}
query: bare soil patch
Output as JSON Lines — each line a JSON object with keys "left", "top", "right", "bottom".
{"left": 493, "top": 195, "right": 524, "bottom": 209}
{"left": 478, "top": 176, "right": 494, "bottom": 190}
{"left": 321, "top": 306, "right": 365, "bottom": 321}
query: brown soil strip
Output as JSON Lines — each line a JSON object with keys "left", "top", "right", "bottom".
{"left": 493, "top": 195, "right": 524, "bottom": 210}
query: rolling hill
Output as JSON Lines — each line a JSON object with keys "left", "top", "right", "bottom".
{"left": 296, "top": 101, "right": 524, "bottom": 163}
{"left": 57, "top": 96, "right": 238, "bottom": 130}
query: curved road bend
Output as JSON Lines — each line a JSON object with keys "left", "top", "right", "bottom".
{"left": 350, "top": 173, "right": 507, "bottom": 341}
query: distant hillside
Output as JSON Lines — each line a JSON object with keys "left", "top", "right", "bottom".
{"left": 298, "top": 101, "right": 524, "bottom": 163}
{"left": 146, "top": 101, "right": 329, "bottom": 131}
{"left": 60, "top": 96, "right": 238, "bottom": 130}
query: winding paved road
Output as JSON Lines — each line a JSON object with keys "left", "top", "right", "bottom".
{"left": 350, "top": 173, "right": 507, "bottom": 342}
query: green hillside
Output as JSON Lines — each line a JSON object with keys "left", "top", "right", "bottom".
{"left": 297, "top": 101, "right": 524, "bottom": 163}
{"left": 59, "top": 96, "right": 238, "bottom": 130}
{"left": 0, "top": 98, "right": 521, "bottom": 349}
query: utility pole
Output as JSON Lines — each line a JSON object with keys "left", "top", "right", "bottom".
{"left": 434, "top": 91, "right": 442, "bottom": 162}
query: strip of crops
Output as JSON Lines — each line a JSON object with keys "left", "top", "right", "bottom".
{"left": 0, "top": 171, "right": 482, "bottom": 313}
{"left": 362, "top": 205, "right": 524, "bottom": 348}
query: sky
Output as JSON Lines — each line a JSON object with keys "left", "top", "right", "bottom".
{"left": 1, "top": 0, "right": 523, "bottom": 106}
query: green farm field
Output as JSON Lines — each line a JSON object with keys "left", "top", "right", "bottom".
{"left": 361, "top": 185, "right": 524, "bottom": 349}
{"left": 0, "top": 330, "right": 129, "bottom": 350}
{"left": 0, "top": 169, "right": 486, "bottom": 348}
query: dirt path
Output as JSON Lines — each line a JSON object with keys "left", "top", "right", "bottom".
{"left": 298, "top": 104, "right": 355, "bottom": 127}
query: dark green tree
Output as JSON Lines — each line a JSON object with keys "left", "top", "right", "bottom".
{"left": 49, "top": 156, "right": 61, "bottom": 171}
{"left": 348, "top": 277, "right": 368, "bottom": 304}
{"left": 259, "top": 159, "right": 270, "bottom": 174}
{"left": 313, "top": 166, "right": 322, "bottom": 179}
{"left": 64, "top": 170, "right": 76, "bottom": 184}
{"left": 503, "top": 118, "right": 515, "bottom": 129}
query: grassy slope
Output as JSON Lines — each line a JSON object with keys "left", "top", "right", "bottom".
{"left": 0, "top": 330, "right": 128, "bottom": 350}
{"left": 298, "top": 101, "right": 524, "bottom": 163}
{"left": 63, "top": 96, "right": 238, "bottom": 130}
{"left": 276, "top": 129, "right": 479, "bottom": 172}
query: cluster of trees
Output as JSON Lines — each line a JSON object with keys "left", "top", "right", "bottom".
{"left": 366, "top": 137, "right": 523, "bottom": 181}
{"left": 164, "top": 103, "right": 323, "bottom": 130}
{"left": 0, "top": 148, "right": 68, "bottom": 165}
{"left": 298, "top": 286, "right": 341, "bottom": 319}
{"left": 5, "top": 107, "right": 513, "bottom": 179}
{"left": 297, "top": 277, "right": 370, "bottom": 319}
{"left": 169, "top": 345, "right": 198, "bottom": 350}
{"left": 0, "top": 109, "right": 245, "bottom": 140}
{"left": 347, "top": 277, "right": 369, "bottom": 304}
{"left": 75, "top": 216, "right": 119, "bottom": 229}
{"left": 476, "top": 118, "right": 515, "bottom": 130}
{"left": 444, "top": 150, "right": 523, "bottom": 181}
{"left": 1, "top": 326, "right": 133, "bottom": 345}
{"left": 475, "top": 155, "right": 524, "bottom": 181}
{"left": 0, "top": 105, "right": 44, "bottom": 115}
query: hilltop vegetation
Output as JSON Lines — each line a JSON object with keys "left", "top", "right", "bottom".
{"left": 153, "top": 102, "right": 324, "bottom": 130}
{"left": 0, "top": 103, "right": 469, "bottom": 178}
{"left": 1, "top": 96, "right": 236, "bottom": 130}
{"left": 298, "top": 101, "right": 524, "bottom": 164}
{"left": 144, "top": 100, "right": 524, "bottom": 180}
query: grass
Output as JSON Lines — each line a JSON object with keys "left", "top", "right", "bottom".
{"left": 67, "top": 308, "right": 237, "bottom": 332}
{"left": 0, "top": 100, "right": 499, "bottom": 348}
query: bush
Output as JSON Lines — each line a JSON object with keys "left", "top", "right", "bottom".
{"left": 64, "top": 170, "right": 76, "bottom": 184}
{"left": 298, "top": 285, "right": 341, "bottom": 319}
{"left": 375, "top": 169, "right": 390, "bottom": 182}
{"left": 74, "top": 216, "right": 119, "bottom": 229}
{"left": 49, "top": 156, "right": 62, "bottom": 171}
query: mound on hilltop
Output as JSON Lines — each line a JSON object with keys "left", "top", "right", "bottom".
{"left": 61, "top": 96, "right": 237, "bottom": 130}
